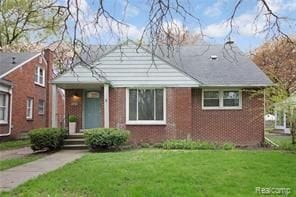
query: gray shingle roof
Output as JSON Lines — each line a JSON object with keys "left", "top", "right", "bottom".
{"left": 154, "top": 43, "right": 272, "bottom": 86}
{"left": 0, "top": 52, "right": 40, "bottom": 77}
{"left": 67, "top": 40, "right": 273, "bottom": 87}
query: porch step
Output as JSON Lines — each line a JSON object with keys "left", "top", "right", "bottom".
{"left": 63, "top": 144, "right": 88, "bottom": 149}
{"left": 67, "top": 133, "right": 84, "bottom": 139}
{"left": 63, "top": 133, "right": 86, "bottom": 149}
{"left": 64, "top": 138, "right": 85, "bottom": 145}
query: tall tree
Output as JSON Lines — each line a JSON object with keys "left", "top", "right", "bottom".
{"left": 253, "top": 37, "right": 296, "bottom": 144}
{"left": 0, "top": 0, "right": 64, "bottom": 48}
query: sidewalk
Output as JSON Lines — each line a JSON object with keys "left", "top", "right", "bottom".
{"left": 0, "top": 147, "right": 33, "bottom": 161}
{"left": 0, "top": 150, "right": 85, "bottom": 191}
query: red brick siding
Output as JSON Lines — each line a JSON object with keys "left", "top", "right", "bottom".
{"left": 2, "top": 55, "right": 48, "bottom": 138}
{"left": 109, "top": 87, "right": 193, "bottom": 144}
{"left": 65, "top": 90, "right": 83, "bottom": 132}
{"left": 191, "top": 89, "right": 264, "bottom": 146}
{"left": 64, "top": 87, "right": 264, "bottom": 146}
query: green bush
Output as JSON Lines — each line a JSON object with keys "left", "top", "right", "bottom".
{"left": 68, "top": 115, "right": 77, "bottom": 122}
{"left": 84, "top": 128, "right": 130, "bottom": 151}
{"left": 161, "top": 140, "right": 235, "bottom": 150}
{"left": 28, "top": 128, "right": 67, "bottom": 151}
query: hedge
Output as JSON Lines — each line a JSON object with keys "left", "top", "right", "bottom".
{"left": 28, "top": 128, "right": 68, "bottom": 151}
{"left": 84, "top": 128, "right": 130, "bottom": 151}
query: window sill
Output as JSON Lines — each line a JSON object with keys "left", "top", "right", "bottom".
{"left": 26, "top": 118, "right": 33, "bottom": 121}
{"left": 38, "top": 113, "right": 45, "bottom": 116}
{"left": 126, "top": 121, "right": 166, "bottom": 125}
{"left": 34, "top": 82, "right": 45, "bottom": 88}
{"left": 0, "top": 121, "right": 8, "bottom": 125}
{"left": 202, "top": 107, "right": 242, "bottom": 110}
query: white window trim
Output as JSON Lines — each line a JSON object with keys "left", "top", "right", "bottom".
{"left": 202, "top": 89, "right": 242, "bottom": 110}
{"left": 126, "top": 88, "right": 166, "bottom": 125}
{"left": 34, "top": 66, "right": 45, "bottom": 87}
{"left": 26, "top": 98, "right": 34, "bottom": 120}
{"left": 38, "top": 100, "right": 45, "bottom": 115}
{"left": 0, "top": 93, "right": 9, "bottom": 124}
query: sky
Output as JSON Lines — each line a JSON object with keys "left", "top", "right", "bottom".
{"left": 70, "top": 0, "right": 296, "bottom": 52}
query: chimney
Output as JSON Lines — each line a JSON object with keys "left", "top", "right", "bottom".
{"left": 12, "top": 57, "right": 16, "bottom": 64}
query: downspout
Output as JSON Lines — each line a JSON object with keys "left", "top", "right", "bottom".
{"left": 0, "top": 86, "right": 13, "bottom": 136}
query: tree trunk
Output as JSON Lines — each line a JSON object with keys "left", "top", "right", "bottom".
{"left": 291, "top": 122, "right": 295, "bottom": 144}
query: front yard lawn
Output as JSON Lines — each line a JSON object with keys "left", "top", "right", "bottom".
{"left": 0, "top": 139, "right": 30, "bottom": 151}
{"left": 0, "top": 154, "right": 42, "bottom": 171}
{"left": 2, "top": 149, "right": 295, "bottom": 196}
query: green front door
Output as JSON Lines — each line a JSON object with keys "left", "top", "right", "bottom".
{"left": 84, "top": 91, "right": 101, "bottom": 129}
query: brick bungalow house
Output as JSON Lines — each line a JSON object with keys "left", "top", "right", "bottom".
{"left": 52, "top": 40, "right": 272, "bottom": 146}
{"left": 0, "top": 50, "right": 65, "bottom": 139}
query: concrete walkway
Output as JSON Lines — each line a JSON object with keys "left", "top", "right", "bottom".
{"left": 0, "top": 150, "right": 86, "bottom": 192}
{"left": 0, "top": 147, "right": 33, "bottom": 161}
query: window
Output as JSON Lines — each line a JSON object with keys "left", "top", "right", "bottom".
{"left": 223, "top": 91, "right": 240, "bottom": 107}
{"left": 26, "top": 98, "right": 33, "bottom": 119}
{"left": 34, "top": 66, "right": 45, "bottom": 86}
{"left": 38, "top": 100, "right": 45, "bottom": 115}
{"left": 127, "top": 88, "right": 165, "bottom": 124}
{"left": 0, "top": 93, "right": 9, "bottom": 123}
{"left": 202, "top": 89, "right": 242, "bottom": 109}
{"left": 203, "top": 91, "right": 219, "bottom": 107}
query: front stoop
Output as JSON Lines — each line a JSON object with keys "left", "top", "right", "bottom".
{"left": 63, "top": 134, "right": 87, "bottom": 149}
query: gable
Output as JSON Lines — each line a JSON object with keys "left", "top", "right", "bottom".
{"left": 94, "top": 42, "right": 200, "bottom": 87}
{"left": 0, "top": 52, "right": 40, "bottom": 78}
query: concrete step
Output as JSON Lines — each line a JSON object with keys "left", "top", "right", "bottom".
{"left": 67, "top": 133, "right": 84, "bottom": 139}
{"left": 63, "top": 144, "right": 88, "bottom": 149}
{"left": 64, "top": 138, "right": 85, "bottom": 145}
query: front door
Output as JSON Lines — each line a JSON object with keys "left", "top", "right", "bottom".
{"left": 84, "top": 91, "right": 101, "bottom": 129}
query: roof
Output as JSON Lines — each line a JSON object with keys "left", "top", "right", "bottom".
{"left": 53, "top": 40, "right": 272, "bottom": 87}
{"left": 153, "top": 43, "right": 272, "bottom": 86}
{"left": 0, "top": 52, "right": 40, "bottom": 78}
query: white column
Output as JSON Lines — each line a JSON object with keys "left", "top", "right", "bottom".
{"left": 52, "top": 84, "right": 57, "bottom": 127}
{"left": 104, "top": 84, "right": 109, "bottom": 128}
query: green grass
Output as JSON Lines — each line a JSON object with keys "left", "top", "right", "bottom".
{"left": 0, "top": 139, "right": 30, "bottom": 151}
{"left": 266, "top": 134, "right": 292, "bottom": 145}
{"left": 2, "top": 149, "right": 296, "bottom": 196}
{"left": 0, "top": 154, "right": 42, "bottom": 171}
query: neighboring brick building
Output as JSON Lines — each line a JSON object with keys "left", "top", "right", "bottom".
{"left": 52, "top": 40, "right": 272, "bottom": 146}
{"left": 0, "top": 50, "right": 65, "bottom": 139}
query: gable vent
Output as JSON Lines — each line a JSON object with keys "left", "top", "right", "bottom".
{"left": 210, "top": 55, "right": 218, "bottom": 60}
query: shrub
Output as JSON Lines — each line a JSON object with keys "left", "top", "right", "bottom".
{"left": 28, "top": 128, "right": 67, "bottom": 151}
{"left": 68, "top": 115, "right": 77, "bottom": 122}
{"left": 222, "top": 143, "right": 235, "bottom": 150}
{"left": 161, "top": 140, "right": 235, "bottom": 150}
{"left": 84, "top": 128, "right": 130, "bottom": 151}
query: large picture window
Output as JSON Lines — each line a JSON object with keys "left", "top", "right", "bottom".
{"left": 202, "top": 89, "right": 242, "bottom": 109}
{"left": 0, "top": 93, "right": 9, "bottom": 123}
{"left": 127, "top": 88, "right": 165, "bottom": 124}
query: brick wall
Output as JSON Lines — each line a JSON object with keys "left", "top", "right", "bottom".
{"left": 64, "top": 87, "right": 264, "bottom": 146}
{"left": 191, "top": 89, "right": 264, "bottom": 146}
{"left": 65, "top": 89, "right": 83, "bottom": 132}
{"left": 2, "top": 53, "right": 49, "bottom": 138}
{"left": 109, "top": 87, "right": 193, "bottom": 144}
